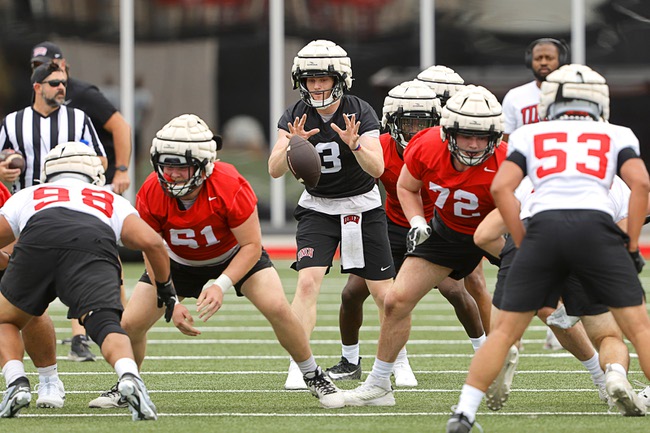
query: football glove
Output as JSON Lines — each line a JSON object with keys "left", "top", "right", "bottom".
{"left": 406, "top": 215, "right": 432, "bottom": 254}
{"left": 156, "top": 277, "right": 179, "bottom": 322}
{"left": 629, "top": 250, "right": 645, "bottom": 274}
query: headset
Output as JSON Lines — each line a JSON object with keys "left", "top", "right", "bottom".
{"left": 524, "top": 38, "right": 570, "bottom": 69}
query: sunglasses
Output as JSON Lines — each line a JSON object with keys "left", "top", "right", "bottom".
{"left": 42, "top": 80, "right": 67, "bottom": 87}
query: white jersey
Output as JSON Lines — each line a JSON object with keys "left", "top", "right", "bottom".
{"left": 502, "top": 81, "right": 541, "bottom": 134}
{"left": 517, "top": 175, "right": 630, "bottom": 222}
{"left": 508, "top": 120, "right": 639, "bottom": 218}
{"left": 0, "top": 177, "right": 138, "bottom": 243}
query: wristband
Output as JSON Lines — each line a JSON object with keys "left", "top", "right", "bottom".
{"left": 203, "top": 274, "right": 234, "bottom": 294}
{"left": 352, "top": 142, "right": 361, "bottom": 151}
{"left": 409, "top": 215, "right": 428, "bottom": 228}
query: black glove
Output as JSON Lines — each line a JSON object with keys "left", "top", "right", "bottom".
{"left": 156, "top": 277, "right": 179, "bottom": 322}
{"left": 629, "top": 250, "right": 645, "bottom": 274}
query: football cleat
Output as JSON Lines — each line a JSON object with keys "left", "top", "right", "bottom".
{"left": 303, "top": 367, "right": 345, "bottom": 409}
{"left": 88, "top": 382, "right": 128, "bottom": 408}
{"left": 393, "top": 358, "right": 418, "bottom": 388}
{"left": 35, "top": 376, "right": 65, "bottom": 408}
{"left": 284, "top": 360, "right": 308, "bottom": 390}
{"left": 326, "top": 357, "right": 362, "bottom": 381}
{"left": 68, "top": 335, "right": 97, "bottom": 362}
{"left": 446, "top": 411, "right": 483, "bottom": 433}
{"left": 118, "top": 373, "right": 158, "bottom": 421}
{"left": 605, "top": 366, "right": 646, "bottom": 416}
{"left": 486, "top": 345, "right": 519, "bottom": 411}
{"left": 343, "top": 378, "right": 395, "bottom": 407}
{"left": 634, "top": 381, "right": 650, "bottom": 407}
{"left": 0, "top": 377, "right": 31, "bottom": 418}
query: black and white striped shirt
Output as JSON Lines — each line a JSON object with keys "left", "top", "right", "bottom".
{"left": 0, "top": 105, "right": 106, "bottom": 191}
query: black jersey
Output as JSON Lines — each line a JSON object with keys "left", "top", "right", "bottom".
{"left": 278, "top": 95, "right": 380, "bottom": 199}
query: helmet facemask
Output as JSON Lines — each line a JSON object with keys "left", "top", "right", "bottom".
{"left": 296, "top": 67, "right": 346, "bottom": 109}
{"left": 152, "top": 149, "right": 208, "bottom": 198}
{"left": 445, "top": 126, "right": 499, "bottom": 166}
{"left": 387, "top": 108, "right": 438, "bottom": 149}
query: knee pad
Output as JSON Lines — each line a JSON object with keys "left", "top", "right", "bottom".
{"left": 83, "top": 309, "right": 126, "bottom": 348}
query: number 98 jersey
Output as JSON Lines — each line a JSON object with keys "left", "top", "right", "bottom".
{"left": 136, "top": 162, "right": 258, "bottom": 264}
{"left": 0, "top": 178, "right": 136, "bottom": 241}
{"left": 508, "top": 120, "right": 640, "bottom": 218}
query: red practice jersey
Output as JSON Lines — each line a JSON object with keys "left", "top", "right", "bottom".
{"left": 379, "top": 133, "right": 434, "bottom": 227}
{"left": 137, "top": 162, "right": 258, "bottom": 262}
{"left": 404, "top": 126, "right": 508, "bottom": 235}
{"left": 0, "top": 182, "right": 11, "bottom": 206}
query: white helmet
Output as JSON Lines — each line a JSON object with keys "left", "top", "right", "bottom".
{"left": 416, "top": 65, "right": 465, "bottom": 106}
{"left": 150, "top": 114, "right": 220, "bottom": 198}
{"left": 440, "top": 85, "right": 504, "bottom": 167}
{"left": 291, "top": 40, "right": 353, "bottom": 109}
{"left": 41, "top": 141, "right": 105, "bottom": 186}
{"left": 382, "top": 80, "right": 441, "bottom": 148}
{"left": 538, "top": 63, "right": 609, "bottom": 121}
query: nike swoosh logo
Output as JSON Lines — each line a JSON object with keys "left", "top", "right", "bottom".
{"left": 63, "top": 99, "right": 72, "bottom": 105}
{"left": 484, "top": 167, "right": 496, "bottom": 172}
{"left": 344, "top": 112, "right": 358, "bottom": 117}
{"left": 381, "top": 265, "right": 391, "bottom": 271}
{"left": 209, "top": 197, "right": 217, "bottom": 201}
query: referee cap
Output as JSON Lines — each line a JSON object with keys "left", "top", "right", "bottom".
{"left": 31, "top": 41, "right": 63, "bottom": 67}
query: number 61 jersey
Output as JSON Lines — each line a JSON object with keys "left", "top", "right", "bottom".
{"left": 508, "top": 119, "right": 640, "bottom": 218}
{"left": 136, "top": 162, "right": 258, "bottom": 264}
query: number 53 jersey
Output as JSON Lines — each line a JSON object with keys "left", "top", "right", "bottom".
{"left": 136, "top": 162, "right": 258, "bottom": 264}
{"left": 507, "top": 120, "right": 640, "bottom": 218}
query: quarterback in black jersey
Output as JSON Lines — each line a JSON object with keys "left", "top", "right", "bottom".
{"left": 269, "top": 40, "right": 394, "bottom": 391}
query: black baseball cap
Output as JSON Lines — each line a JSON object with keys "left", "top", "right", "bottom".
{"left": 31, "top": 62, "right": 63, "bottom": 85}
{"left": 31, "top": 41, "right": 64, "bottom": 66}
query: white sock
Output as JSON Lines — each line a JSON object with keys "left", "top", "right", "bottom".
{"left": 608, "top": 362, "right": 627, "bottom": 377}
{"left": 2, "top": 359, "right": 26, "bottom": 387}
{"left": 114, "top": 358, "right": 140, "bottom": 380}
{"left": 581, "top": 353, "right": 605, "bottom": 384}
{"left": 368, "top": 358, "right": 393, "bottom": 382}
{"left": 37, "top": 364, "right": 58, "bottom": 384}
{"left": 470, "top": 334, "right": 487, "bottom": 352}
{"left": 342, "top": 344, "right": 360, "bottom": 366}
{"left": 296, "top": 356, "right": 318, "bottom": 374}
{"left": 455, "top": 384, "right": 485, "bottom": 423}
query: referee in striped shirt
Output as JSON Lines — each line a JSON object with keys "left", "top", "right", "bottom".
{"left": 0, "top": 61, "right": 106, "bottom": 192}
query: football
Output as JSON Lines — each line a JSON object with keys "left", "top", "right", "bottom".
{"left": 286, "top": 135, "right": 321, "bottom": 188}
{"left": 0, "top": 149, "right": 25, "bottom": 174}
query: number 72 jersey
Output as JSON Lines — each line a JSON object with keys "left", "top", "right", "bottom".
{"left": 508, "top": 119, "right": 640, "bottom": 218}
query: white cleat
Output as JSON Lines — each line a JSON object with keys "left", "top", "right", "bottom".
{"left": 393, "top": 358, "right": 418, "bottom": 388}
{"left": 303, "top": 367, "right": 345, "bottom": 409}
{"left": 344, "top": 378, "right": 395, "bottom": 407}
{"left": 35, "top": 376, "right": 65, "bottom": 409}
{"left": 543, "top": 327, "right": 564, "bottom": 350}
{"left": 486, "top": 345, "right": 519, "bottom": 411}
{"left": 118, "top": 374, "right": 158, "bottom": 421}
{"left": 605, "top": 366, "right": 646, "bottom": 416}
{"left": 284, "top": 360, "right": 308, "bottom": 390}
{"left": 636, "top": 383, "right": 650, "bottom": 408}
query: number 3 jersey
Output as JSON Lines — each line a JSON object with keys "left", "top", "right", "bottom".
{"left": 404, "top": 126, "right": 508, "bottom": 235}
{"left": 507, "top": 120, "right": 640, "bottom": 218}
{"left": 0, "top": 178, "right": 137, "bottom": 242}
{"left": 137, "top": 162, "right": 258, "bottom": 264}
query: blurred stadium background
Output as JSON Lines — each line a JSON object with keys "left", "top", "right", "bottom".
{"left": 0, "top": 0, "right": 648, "bottom": 230}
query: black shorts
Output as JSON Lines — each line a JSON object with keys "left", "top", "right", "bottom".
{"left": 291, "top": 206, "right": 395, "bottom": 280}
{"left": 140, "top": 249, "right": 274, "bottom": 298}
{"left": 387, "top": 219, "right": 408, "bottom": 273}
{"left": 499, "top": 210, "right": 644, "bottom": 313}
{"left": 405, "top": 211, "right": 487, "bottom": 280}
{"left": 493, "top": 233, "right": 608, "bottom": 316}
{"left": 0, "top": 209, "right": 122, "bottom": 319}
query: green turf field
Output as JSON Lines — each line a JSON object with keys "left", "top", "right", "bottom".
{"left": 7, "top": 260, "right": 650, "bottom": 432}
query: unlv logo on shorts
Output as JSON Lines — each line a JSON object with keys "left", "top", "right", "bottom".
{"left": 343, "top": 215, "right": 360, "bottom": 224}
{"left": 297, "top": 247, "right": 314, "bottom": 261}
